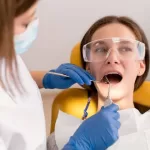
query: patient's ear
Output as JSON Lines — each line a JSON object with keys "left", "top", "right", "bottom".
{"left": 138, "top": 61, "right": 146, "bottom": 76}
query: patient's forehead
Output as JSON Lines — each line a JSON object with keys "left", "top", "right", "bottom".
{"left": 91, "top": 23, "right": 136, "bottom": 41}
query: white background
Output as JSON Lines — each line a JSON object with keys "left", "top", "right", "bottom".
{"left": 21, "top": 0, "right": 150, "bottom": 79}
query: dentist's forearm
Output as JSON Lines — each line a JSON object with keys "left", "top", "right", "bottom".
{"left": 30, "top": 71, "right": 47, "bottom": 88}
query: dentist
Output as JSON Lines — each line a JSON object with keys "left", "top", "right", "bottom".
{"left": 0, "top": 0, "right": 120, "bottom": 149}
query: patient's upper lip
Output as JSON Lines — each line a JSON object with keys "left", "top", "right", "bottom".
{"left": 103, "top": 70, "right": 123, "bottom": 77}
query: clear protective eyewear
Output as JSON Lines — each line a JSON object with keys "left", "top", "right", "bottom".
{"left": 83, "top": 37, "right": 145, "bottom": 62}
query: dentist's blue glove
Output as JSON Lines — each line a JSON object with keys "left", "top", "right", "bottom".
{"left": 63, "top": 104, "right": 120, "bottom": 150}
{"left": 43, "top": 63, "right": 95, "bottom": 89}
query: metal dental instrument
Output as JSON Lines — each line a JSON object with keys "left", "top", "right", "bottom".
{"left": 47, "top": 72, "right": 103, "bottom": 83}
{"left": 48, "top": 72, "right": 112, "bottom": 113}
{"left": 47, "top": 72, "right": 70, "bottom": 77}
{"left": 48, "top": 72, "right": 101, "bottom": 83}
{"left": 104, "top": 76, "right": 113, "bottom": 108}
{"left": 82, "top": 92, "right": 91, "bottom": 120}
{"left": 81, "top": 76, "right": 112, "bottom": 120}
{"left": 47, "top": 72, "right": 92, "bottom": 120}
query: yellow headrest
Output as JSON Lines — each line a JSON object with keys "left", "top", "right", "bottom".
{"left": 70, "top": 43, "right": 150, "bottom": 107}
{"left": 70, "top": 43, "right": 83, "bottom": 67}
{"left": 134, "top": 81, "right": 150, "bottom": 106}
{"left": 50, "top": 88, "right": 97, "bottom": 133}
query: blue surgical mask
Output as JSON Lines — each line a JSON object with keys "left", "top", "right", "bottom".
{"left": 14, "top": 18, "right": 39, "bottom": 54}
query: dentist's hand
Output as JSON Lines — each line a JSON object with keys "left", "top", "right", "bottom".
{"left": 63, "top": 104, "right": 120, "bottom": 150}
{"left": 43, "top": 63, "right": 95, "bottom": 89}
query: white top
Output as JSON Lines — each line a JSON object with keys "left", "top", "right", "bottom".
{"left": 51, "top": 108, "right": 150, "bottom": 150}
{"left": 0, "top": 56, "right": 46, "bottom": 150}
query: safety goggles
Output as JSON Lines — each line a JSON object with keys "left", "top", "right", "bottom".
{"left": 83, "top": 37, "right": 145, "bottom": 62}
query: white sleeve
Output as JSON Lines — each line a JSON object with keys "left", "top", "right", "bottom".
{"left": 47, "top": 132, "right": 58, "bottom": 150}
{"left": 0, "top": 138, "right": 7, "bottom": 150}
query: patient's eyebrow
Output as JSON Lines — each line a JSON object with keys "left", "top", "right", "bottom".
{"left": 92, "top": 41, "right": 107, "bottom": 47}
{"left": 119, "top": 41, "right": 133, "bottom": 44}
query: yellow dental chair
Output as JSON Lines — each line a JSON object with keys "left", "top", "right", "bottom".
{"left": 50, "top": 43, "right": 150, "bottom": 133}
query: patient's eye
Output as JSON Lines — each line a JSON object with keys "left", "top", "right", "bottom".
{"left": 95, "top": 47, "right": 108, "bottom": 53}
{"left": 93, "top": 42, "right": 108, "bottom": 53}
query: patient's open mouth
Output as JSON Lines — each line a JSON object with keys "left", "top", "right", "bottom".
{"left": 101, "top": 73, "right": 122, "bottom": 84}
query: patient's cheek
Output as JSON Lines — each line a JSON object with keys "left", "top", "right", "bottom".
{"left": 94, "top": 82, "right": 107, "bottom": 98}
{"left": 90, "top": 63, "right": 103, "bottom": 81}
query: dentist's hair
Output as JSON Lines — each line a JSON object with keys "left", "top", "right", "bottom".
{"left": 80, "top": 16, "right": 149, "bottom": 91}
{"left": 0, "top": 0, "right": 38, "bottom": 95}
{"left": 16, "top": 0, "right": 38, "bottom": 17}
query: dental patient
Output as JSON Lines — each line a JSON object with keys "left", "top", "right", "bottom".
{"left": 47, "top": 16, "right": 150, "bottom": 150}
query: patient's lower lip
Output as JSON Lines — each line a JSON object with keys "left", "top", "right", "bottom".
{"left": 100, "top": 80, "right": 121, "bottom": 85}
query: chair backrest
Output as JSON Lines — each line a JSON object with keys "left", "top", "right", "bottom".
{"left": 70, "top": 43, "right": 83, "bottom": 67}
{"left": 50, "top": 43, "right": 150, "bottom": 133}
{"left": 50, "top": 88, "right": 97, "bottom": 133}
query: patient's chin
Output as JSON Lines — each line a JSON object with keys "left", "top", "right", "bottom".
{"left": 95, "top": 82, "right": 126, "bottom": 102}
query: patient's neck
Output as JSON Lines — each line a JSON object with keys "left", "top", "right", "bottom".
{"left": 97, "top": 93, "right": 135, "bottom": 111}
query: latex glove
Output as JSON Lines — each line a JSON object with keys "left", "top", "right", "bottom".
{"left": 43, "top": 63, "right": 95, "bottom": 89}
{"left": 63, "top": 104, "right": 120, "bottom": 150}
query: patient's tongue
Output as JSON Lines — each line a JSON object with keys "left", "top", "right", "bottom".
{"left": 105, "top": 74, "right": 121, "bottom": 84}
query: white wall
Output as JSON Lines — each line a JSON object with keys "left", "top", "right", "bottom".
{"left": 21, "top": 0, "right": 150, "bottom": 79}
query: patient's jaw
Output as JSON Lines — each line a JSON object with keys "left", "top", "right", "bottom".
{"left": 86, "top": 23, "right": 145, "bottom": 110}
